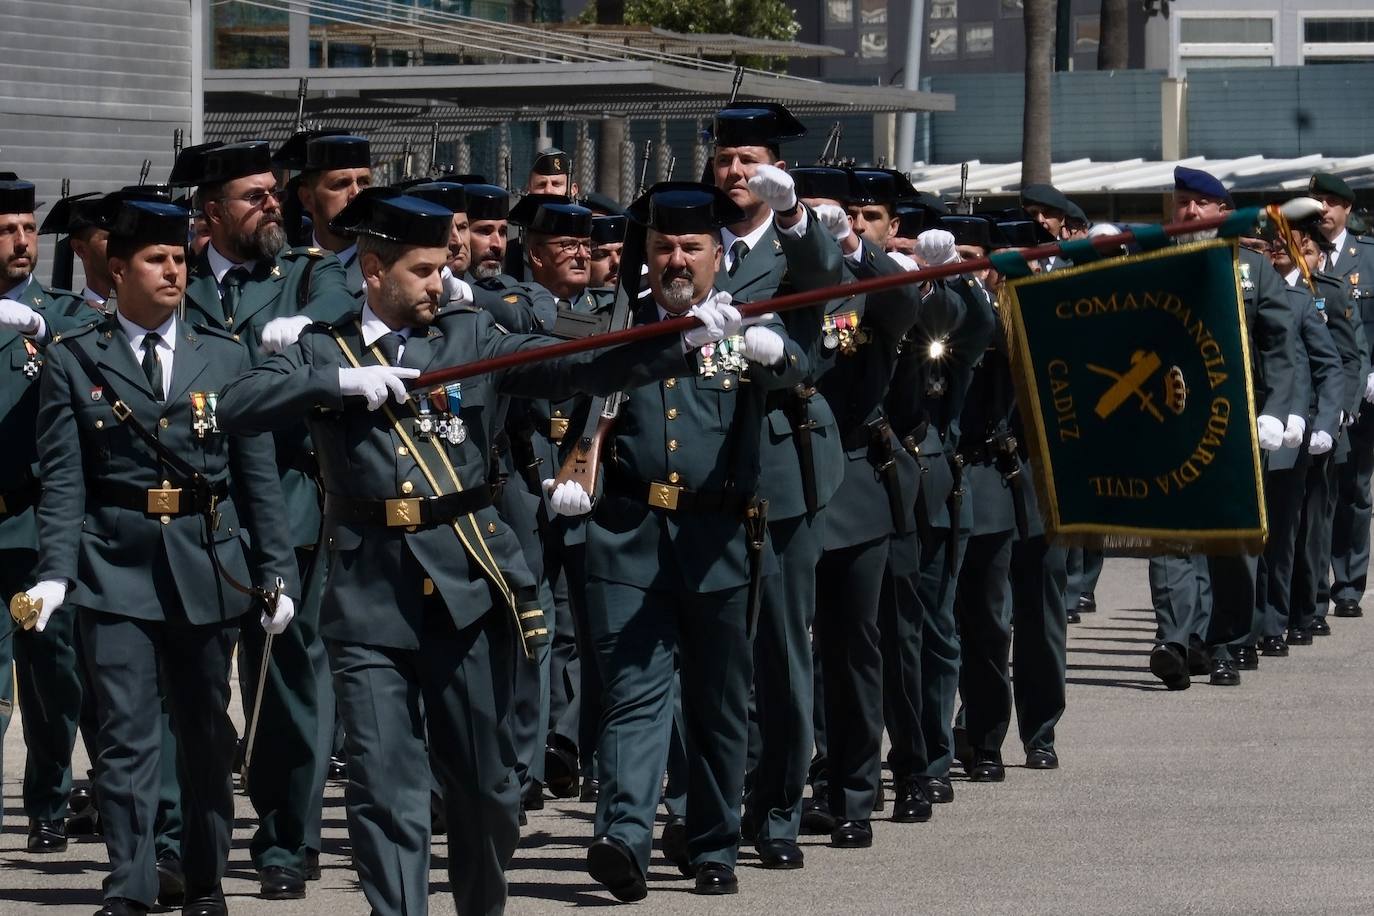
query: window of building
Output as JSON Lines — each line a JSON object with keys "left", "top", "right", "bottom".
{"left": 930, "top": 0, "right": 958, "bottom": 21}
{"left": 1175, "top": 14, "right": 1276, "bottom": 75}
{"left": 1178, "top": 55, "right": 1274, "bottom": 70}
{"left": 213, "top": 1, "right": 289, "bottom": 69}
{"left": 1074, "top": 16, "right": 1100, "bottom": 53}
{"left": 1179, "top": 18, "right": 1273, "bottom": 43}
{"left": 1000, "top": 0, "right": 1023, "bottom": 18}
{"left": 860, "top": 30, "right": 888, "bottom": 59}
{"left": 1303, "top": 16, "right": 1374, "bottom": 63}
{"left": 928, "top": 26, "right": 958, "bottom": 58}
{"left": 860, "top": 0, "right": 887, "bottom": 24}
{"left": 827, "top": 0, "right": 854, "bottom": 26}
{"left": 964, "top": 23, "right": 994, "bottom": 57}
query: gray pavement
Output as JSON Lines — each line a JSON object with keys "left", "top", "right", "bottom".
{"left": 3, "top": 556, "right": 1374, "bottom": 915}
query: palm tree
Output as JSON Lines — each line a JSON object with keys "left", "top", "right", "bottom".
{"left": 1022, "top": 0, "right": 1054, "bottom": 184}
{"left": 1098, "top": 0, "right": 1130, "bottom": 70}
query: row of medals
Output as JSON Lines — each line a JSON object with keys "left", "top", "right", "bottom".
{"left": 416, "top": 383, "right": 467, "bottom": 445}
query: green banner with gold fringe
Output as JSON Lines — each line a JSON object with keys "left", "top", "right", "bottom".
{"left": 1002, "top": 239, "right": 1265, "bottom": 553}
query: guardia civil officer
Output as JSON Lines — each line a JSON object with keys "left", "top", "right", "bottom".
{"left": 274, "top": 132, "right": 374, "bottom": 295}
{"left": 25, "top": 198, "right": 297, "bottom": 916}
{"left": 216, "top": 191, "right": 735, "bottom": 916}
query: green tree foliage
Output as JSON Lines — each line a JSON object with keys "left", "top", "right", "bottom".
{"left": 578, "top": 0, "right": 801, "bottom": 68}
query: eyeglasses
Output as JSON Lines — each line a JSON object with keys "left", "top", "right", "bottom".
{"left": 219, "top": 188, "right": 285, "bottom": 209}
{"left": 546, "top": 238, "right": 591, "bottom": 255}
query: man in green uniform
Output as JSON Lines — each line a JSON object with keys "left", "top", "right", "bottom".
{"left": 27, "top": 198, "right": 297, "bottom": 916}
{"left": 217, "top": 190, "right": 733, "bottom": 916}
{"left": 275, "top": 132, "right": 374, "bottom": 296}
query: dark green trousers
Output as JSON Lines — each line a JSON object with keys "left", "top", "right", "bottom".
{"left": 954, "top": 531, "right": 1015, "bottom": 754}
{"left": 0, "top": 549, "right": 23, "bottom": 831}
{"left": 1066, "top": 549, "right": 1104, "bottom": 605}
{"left": 1259, "top": 460, "right": 1310, "bottom": 637}
{"left": 329, "top": 603, "right": 519, "bottom": 916}
{"left": 79, "top": 610, "right": 238, "bottom": 908}
{"left": 237, "top": 547, "right": 327, "bottom": 871}
{"left": 588, "top": 577, "right": 752, "bottom": 874}
{"left": 1149, "top": 555, "right": 1211, "bottom": 647}
{"left": 1331, "top": 412, "right": 1374, "bottom": 604}
{"left": 1293, "top": 452, "right": 1337, "bottom": 631}
{"left": 1205, "top": 553, "right": 1260, "bottom": 663}
{"left": 1010, "top": 536, "right": 1068, "bottom": 752}
{"left": 814, "top": 536, "right": 888, "bottom": 821}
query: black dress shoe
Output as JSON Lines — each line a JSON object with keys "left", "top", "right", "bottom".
{"left": 522, "top": 783, "right": 545, "bottom": 811}
{"left": 1311, "top": 618, "right": 1332, "bottom": 636}
{"left": 969, "top": 752, "right": 1005, "bottom": 782}
{"left": 94, "top": 899, "right": 147, "bottom": 916}
{"left": 68, "top": 786, "right": 100, "bottom": 836}
{"left": 544, "top": 739, "right": 580, "bottom": 799}
{"left": 181, "top": 887, "right": 228, "bottom": 916}
{"left": 157, "top": 852, "right": 186, "bottom": 907}
{"left": 27, "top": 818, "right": 68, "bottom": 853}
{"left": 800, "top": 794, "right": 837, "bottom": 835}
{"left": 694, "top": 862, "right": 738, "bottom": 895}
{"left": 1234, "top": 646, "right": 1258, "bottom": 670}
{"left": 920, "top": 775, "right": 954, "bottom": 804}
{"left": 830, "top": 819, "right": 873, "bottom": 848}
{"left": 660, "top": 814, "right": 691, "bottom": 875}
{"left": 1025, "top": 747, "right": 1059, "bottom": 770}
{"left": 1333, "top": 599, "right": 1363, "bottom": 618}
{"left": 757, "top": 838, "right": 804, "bottom": 869}
{"left": 587, "top": 835, "right": 647, "bottom": 903}
{"left": 1260, "top": 635, "right": 1290, "bottom": 656}
{"left": 1077, "top": 592, "right": 1097, "bottom": 613}
{"left": 1286, "top": 627, "right": 1313, "bottom": 646}
{"left": 1186, "top": 637, "right": 1211, "bottom": 676}
{"left": 328, "top": 755, "right": 348, "bottom": 781}
{"left": 1209, "top": 658, "right": 1240, "bottom": 686}
{"left": 305, "top": 848, "right": 321, "bottom": 881}
{"left": 1067, "top": 607, "right": 1081, "bottom": 624}
{"left": 891, "top": 778, "right": 932, "bottom": 823}
{"left": 578, "top": 779, "right": 599, "bottom": 803}
{"left": 259, "top": 865, "right": 306, "bottom": 900}
{"left": 1149, "top": 643, "right": 1191, "bottom": 690}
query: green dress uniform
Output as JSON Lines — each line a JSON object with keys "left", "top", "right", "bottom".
{"left": 0, "top": 271, "right": 100, "bottom": 840}
{"left": 35, "top": 285, "right": 296, "bottom": 910}
{"left": 217, "top": 192, "right": 693, "bottom": 916}
{"left": 183, "top": 239, "right": 351, "bottom": 877}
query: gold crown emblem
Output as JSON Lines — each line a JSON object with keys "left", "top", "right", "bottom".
{"left": 1165, "top": 365, "right": 1188, "bottom": 416}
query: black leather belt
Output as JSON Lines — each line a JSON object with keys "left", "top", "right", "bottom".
{"left": 90, "top": 479, "right": 228, "bottom": 517}
{"left": 604, "top": 470, "right": 752, "bottom": 516}
{"left": 0, "top": 480, "right": 40, "bottom": 518}
{"left": 324, "top": 489, "right": 492, "bottom": 528}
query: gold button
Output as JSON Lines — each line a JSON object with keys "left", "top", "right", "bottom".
{"left": 665, "top": 378, "right": 677, "bottom": 388}
{"left": 398, "top": 446, "right": 409, "bottom": 457}
{"left": 159, "top": 417, "right": 170, "bottom": 428}
{"left": 722, "top": 378, "right": 732, "bottom": 390}
{"left": 668, "top": 471, "right": 681, "bottom": 483}
{"left": 668, "top": 439, "right": 678, "bottom": 451}
{"left": 487, "top": 522, "right": 497, "bottom": 534}
{"left": 667, "top": 408, "right": 678, "bottom": 420}
{"left": 554, "top": 409, "right": 564, "bottom": 417}
{"left": 401, "top": 481, "right": 415, "bottom": 494}
{"left": 95, "top": 419, "right": 104, "bottom": 429}
{"left": 160, "top": 515, "right": 171, "bottom": 525}
{"left": 423, "top": 578, "right": 435, "bottom": 596}
{"left": 232, "top": 334, "right": 240, "bottom": 342}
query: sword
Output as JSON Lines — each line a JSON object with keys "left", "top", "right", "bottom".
{"left": 240, "top": 576, "right": 285, "bottom": 785}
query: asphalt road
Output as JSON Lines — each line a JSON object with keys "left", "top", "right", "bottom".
{"left": 3, "top": 556, "right": 1373, "bottom": 915}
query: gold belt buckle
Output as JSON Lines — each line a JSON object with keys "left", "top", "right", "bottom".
{"left": 549, "top": 417, "right": 570, "bottom": 442}
{"left": 147, "top": 487, "right": 181, "bottom": 515}
{"left": 385, "top": 497, "right": 423, "bottom": 526}
{"left": 648, "top": 481, "right": 681, "bottom": 510}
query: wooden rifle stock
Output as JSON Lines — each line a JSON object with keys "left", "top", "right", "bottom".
{"left": 553, "top": 408, "right": 617, "bottom": 495}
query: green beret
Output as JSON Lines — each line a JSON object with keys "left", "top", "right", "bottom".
{"left": 1309, "top": 172, "right": 1355, "bottom": 203}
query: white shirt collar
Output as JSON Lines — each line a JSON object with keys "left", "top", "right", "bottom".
{"left": 1329, "top": 229, "right": 1349, "bottom": 267}
{"left": 359, "top": 302, "right": 409, "bottom": 348}
{"left": 82, "top": 286, "right": 107, "bottom": 308}
{"left": 313, "top": 232, "right": 357, "bottom": 266}
{"left": 116, "top": 309, "right": 177, "bottom": 353}
{"left": 206, "top": 242, "right": 256, "bottom": 285}
{"left": 721, "top": 217, "right": 772, "bottom": 260}
{"left": 1284, "top": 268, "right": 1302, "bottom": 287}
{"left": 2, "top": 274, "right": 33, "bottom": 301}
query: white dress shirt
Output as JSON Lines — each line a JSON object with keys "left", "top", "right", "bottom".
{"left": 359, "top": 302, "right": 410, "bottom": 360}
{"left": 720, "top": 208, "right": 811, "bottom": 274}
{"left": 1328, "top": 229, "right": 1348, "bottom": 270}
{"left": 205, "top": 243, "right": 257, "bottom": 286}
{"left": 117, "top": 309, "right": 177, "bottom": 400}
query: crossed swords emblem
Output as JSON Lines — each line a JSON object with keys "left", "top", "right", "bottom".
{"left": 1086, "top": 350, "right": 1187, "bottom": 422}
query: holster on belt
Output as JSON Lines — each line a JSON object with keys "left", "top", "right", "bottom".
{"left": 991, "top": 431, "right": 1029, "bottom": 539}
{"left": 899, "top": 421, "right": 932, "bottom": 541}
{"left": 744, "top": 498, "right": 769, "bottom": 638}
{"left": 783, "top": 385, "right": 819, "bottom": 515}
{"left": 868, "top": 417, "right": 909, "bottom": 537}
{"left": 945, "top": 452, "right": 965, "bottom": 577}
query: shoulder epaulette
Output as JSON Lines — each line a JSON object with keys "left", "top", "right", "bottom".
{"left": 51, "top": 320, "right": 102, "bottom": 346}
{"left": 283, "top": 246, "right": 328, "bottom": 260}
{"left": 185, "top": 322, "right": 239, "bottom": 343}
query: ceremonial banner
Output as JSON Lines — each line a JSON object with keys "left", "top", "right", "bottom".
{"left": 1002, "top": 240, "right": 1265, "bottom": 553}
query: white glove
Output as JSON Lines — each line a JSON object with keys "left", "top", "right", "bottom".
{"left": 887, "top": 251, "right": 920, "bottom": 272}
{"left": 1309, "top": 430, "right": 1334, "bottom": 455}
{"left": 1283, "top": 414, "right": 1307, "bottom": 449}
{"left": 338, "top": 365, "right": 421, "bottom": 411}
{"left": 442, "top": 268, "right": 474, "bottom": 308}
{"left": 683, "top": 291, "right": 742, "bottom": 349}
{"left": 747, "top": 163, "right": 798, "bottom": 214}
{"left": 25, "top": 580, "right": 67, "bottom": 633}
{"left": 1364, "top": 371, "right": 1374, "bottom": 404}
{"left": 813, "top": 204, "right": 852, "bottom": 244}
{"left": 740, "top": 326, "right": 786, "bottom": 367}
{"left": 261, "top": 592, "right": 295, "bottom": 635}
{"left": 1256, "top": 414, "right": 1285, "bottom": 451}
{"left": 0, "top": 298, "right": 42, "bottom": 336}
{"left": 543, "top": 478, "right": 592, "bottom": 517}
{"left": 1279, "top": 197, "right": 1324, "bottom": 222}
{"left": 916, "top": 229, "right": 960, "bottom": 267}
{"left": 259, "top": 315, "right": 312, "bottom": 355}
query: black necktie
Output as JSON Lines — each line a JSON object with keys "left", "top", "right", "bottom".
{"left": 727, "top": 239, "right": 749, "bottom": 277}
{"left": 375, "top": 331, "right": 404, "bottom": 365}
{"left": 221, "top": 266, "right": 249, "bottom": 326}
{"left": 141, "top": 332, "right": 163, "bottom": 400}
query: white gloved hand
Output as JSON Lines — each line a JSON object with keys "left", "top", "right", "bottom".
{"left": 1279, "top": 197, "right": 1324, "bottom": 222}
{"left": 1364, "top": 371, "right": 1374, "bottom": 404}
{"left": 813, "top": 204, "right": 852, "bottom": 244}
{"left": 543, "top": 478, "right": 592, "bottom": 517}
{"left": 442, "top": 268, "right": 474, "bottom": 308}
{"left": 25, "top": 580, "right": 67, "bottom": 633}
{"left": 740, "top": 325, "right": 786, "bottom": 367}
{"left": 887, "top": 251, "right": 920, "bottom": 272}
{"left": 683, "top": 291, "right": 742, "bottom": 349}
{"left": 1283, "top": 414, "right": 1307, "bottom": 449}
{"left": 915, "top": 229, "right": 960, "bottom": 268}
{"left": 261, "top": 592, "right": 295, "bottom": 635}
{"left": 1309, "top": 430, "right": 1334, "bottom": 455}
{"left": 1256, "top": 414, "right": 1285, "bottom": 451}
{"left": 0, "top": 298, "right": 42, "bottom": 336}
{"left": 747, "top": 164, "right": 798, "bottom": 214}
{"left": 338, "top": 365, "right": 421, "bottom": 411}
{"left": 259, "top": 315, "right": 312, "bottom": 355}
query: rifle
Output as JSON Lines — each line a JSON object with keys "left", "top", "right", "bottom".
{"left": 50, "top": 177, "right": 74, "bottom": 290}
{"left": 634, "top": 139, "right": 653, "bottom": 199}
{"left": 428, "top": 121, "right": 440, "bottom": 177}
{"left": 173, "top": 128, "right": 184, "bottom": 163}
{"left": 956, "top": 162, "right": 977, "bottom": 215}
{"left": 666, "top": 155, "right": 676, "bottom": 181}
{"left": 293, "top": 78, "right": 309, "bottom": 133}
{"left": 400, "top": 139, "right": 414, "bottom": 182}
{"left": 818, "top": 121, "right": 842, "bottom": 165}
